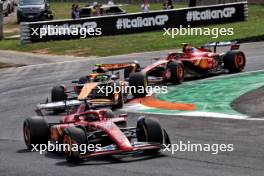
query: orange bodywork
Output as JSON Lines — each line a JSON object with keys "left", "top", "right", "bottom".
{"left": 100, "top": 63, "right": 133, "bottom": 70}
{"left": 78, "top": 83, "right": 98, "bottom": 100}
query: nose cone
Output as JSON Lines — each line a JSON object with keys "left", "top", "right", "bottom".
{"left": 98, "top": 121, "right": 133, "bottom": 151}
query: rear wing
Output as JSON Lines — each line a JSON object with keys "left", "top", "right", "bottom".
{"left": 96, "top": 63, "right": 136, "bottom": 71}
{"left": 202, "top": 41, "right": 240, "bottom": 52}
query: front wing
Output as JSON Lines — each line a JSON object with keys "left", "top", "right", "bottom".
{"left": 79, "top": 142, "right": 164, "bottom": 158}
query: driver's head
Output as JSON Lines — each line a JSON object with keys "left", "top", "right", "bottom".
{"left": 132, "top": 60, "right": 140, "bottom": 70}
{"left": 94, "top": 75, "right": 108, "bottom": 82}
{"left": 182, "top": 44, "right": 193, "bottom": 53}
{"left": 93, "top": 65, "right": 108, "bottom": 73}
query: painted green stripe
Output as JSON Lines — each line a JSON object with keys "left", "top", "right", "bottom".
{"left": 143, "top": 71, "right": 264, "bottom": 115}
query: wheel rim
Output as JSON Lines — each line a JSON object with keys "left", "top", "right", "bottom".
{"left": 23, "top": 125, "right": 30, "bottom": 147}
{"left": 63, "top": 135, "right": 72, "bottom": 157}
{"left": 177, "top": 65, "right": 184, "bottom": 80}
{"left": 235, "top": 54, "right": 245, "bottom": 69}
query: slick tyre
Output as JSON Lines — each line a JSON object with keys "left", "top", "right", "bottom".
{"left": 223, "top": 51, "right": 246, "bottom": 73}
{"left": 129, "top": 72, "right": 148, "bottom": 98}
{"left": 124, "top": 66, "right": 133, "bottom": 79}
{"left": 136, "top": 118, "right": 164, "bottom": 153}
{"left": 167, "top": 61, "right": 184, "bottom": 85}
{"left": 51, "top": 86, "right": 67, "bottom": 102}
{"left": 51, "top": 86, "right": 67, "bottom": 113}
{"left": 63, "top": 126, "right": 87, "bottom": 162}
{"left": 23, "top": 116, "right": 50, "bottom": 150}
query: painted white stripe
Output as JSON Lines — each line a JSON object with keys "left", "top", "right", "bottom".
{"left": 176, "top": 111, "right": 248, "bottom": 119}
{"left": 124, "top": 104, "right": 264, "bottom": 121}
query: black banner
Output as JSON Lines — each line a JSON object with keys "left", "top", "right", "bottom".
{"left": 25, "top": 2, "right": 248, "bottom": 43}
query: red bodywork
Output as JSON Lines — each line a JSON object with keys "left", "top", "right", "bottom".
{"left": 142, "top": 48, "right": 220, "bottom": 78}
{"left": 49, "top": 105, "right": 161, "bottom": 158}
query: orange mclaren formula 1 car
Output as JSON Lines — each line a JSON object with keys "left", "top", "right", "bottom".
{"left": 48, "top": 63, "right": 146, "bottom": 113}
{"left": 23, "top": 101, "right": 171, "bottom": 162}
{"left": 122, "top": 41, "right": 246, "bottom": 97}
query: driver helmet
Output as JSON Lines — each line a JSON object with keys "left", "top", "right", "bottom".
{"left": 93, "top": 64, "right": 108, "bottom": 73}
{"left": 132, "top": 60, "right": 140, "bottom": 70}
{"left": 182, "top": 44, "right": 193, "bottom": 53}
{"left": 94, "top": 75, "right": 109, "bottom": 82}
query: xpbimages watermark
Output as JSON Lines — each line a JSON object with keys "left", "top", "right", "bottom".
{"left": 163, "top": 25, "right": 234, "bottom": 39}
{"left": 163, "top": 141, "right": 234, "bottom": 155}
{"left": 31, "top": 25, "right": 102, "bottom": 39}
{"left": 96, "top": 84, "right": 168, "bottom": 96}
{"left": 31, "top": 141, "right": 102, "bottom": 154}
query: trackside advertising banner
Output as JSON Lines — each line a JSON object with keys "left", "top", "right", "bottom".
{"left": 21, "top": 2, "right": 248, "bottom": 43}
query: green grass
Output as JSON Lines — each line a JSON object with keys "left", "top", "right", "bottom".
{"left": 3, "top": 3, "right": 186, "bottom": 36}
{"left": 0, "top": 4, "right": 264, "bottom": 57}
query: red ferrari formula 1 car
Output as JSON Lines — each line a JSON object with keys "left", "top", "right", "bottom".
{"left": 123, "top": 41, "right": 246, "bottom": 97}
{"left": 23, "top": 101, "right": 170, "bottom": 162}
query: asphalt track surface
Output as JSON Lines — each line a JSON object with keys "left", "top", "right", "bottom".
{"left": 232, "top": 86, "right": 264, "bottom": 118}
{"left": 0, "top": 42, "right": 264, "bottom": 176}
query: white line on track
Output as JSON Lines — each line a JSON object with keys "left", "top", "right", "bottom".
{"left": 124, "top": 70, "right": 264, "bottom": 121}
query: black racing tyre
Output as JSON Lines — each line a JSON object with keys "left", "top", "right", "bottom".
{"left": 124, "top": 66, "right": 133, "bottom": 79}
{"left": 136, "top": 118, "right": 163, "bottom": 144}
{"left": 23, "top": 116, "right": 50, "bottom": 150}
{"left": 136, "top": 118, "right": 163, "bottom": 153}
{"left": 51, "top": 86, "right": 67, "bottom": 114}
{"left": 167, "top": 61, "right": 184, "bottom": 85}
{"left": 223, "top": 51, "right": 246, "bottom": 73}
{"left": 136, "top": 118, "right": 164, "bottom": 153}
{"left": 129, "top": 72, "right": 148, "bottom": 98}
{"left": 63, "top": 126, "right": 87, "bottom": 162}
{"left": 78, "top": 76, "right": 90, "bottom": 84}
{"left": 51, "top": 86, "right": 67, "bottom": 102}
